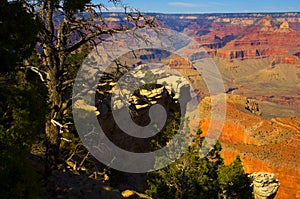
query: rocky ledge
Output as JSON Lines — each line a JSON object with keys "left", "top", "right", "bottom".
{"left": 250, "top": 172, "right": 280, "bottom": 199}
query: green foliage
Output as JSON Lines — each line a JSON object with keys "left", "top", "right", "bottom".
{"left": 59, "top": 44, "right": 92, "bottom": 153}
{"left": 218, "top": 156, "right": 253, "bottom": 199}
{"left": 0, "top": 83, "right": 46, "bottom": 150}
{"left": 0, "top": 1, "right": 47, "bottom": 197}
{"left": 0, "top": 83, "right": 47, "bottom": 198}
{"left": 65, "top": 44, "right": 92, "bottom": 80}
{"left": 146, "top": 141, "right": 223, "bottom": 198}
{"left": 0, "top": 0, "right": 41, "bottom": 72}
{"left": 146, "top": 115, "right": 253, "bottom": 199}
{"left": 150, "top": 112, "right": 181, "bottom": 150}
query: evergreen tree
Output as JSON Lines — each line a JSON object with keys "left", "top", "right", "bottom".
{"left": 0, "top": 1, "right": 46, "bottom": 198}
{"left": 0, "top": 83, "right": 46, "bottom": 199}
{"left": 0, "top": 0, "right": 45, "bottom": 150}
{"left": 0, "top": 0, "right": 40, "bottom": 73}
{"left": 146, "top": 115, "right": 253, "bottom": 199}
{"left": 218, "top": 156, "right": 253, "bottom": 199}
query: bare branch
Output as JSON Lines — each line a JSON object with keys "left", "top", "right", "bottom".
{"left": 30, "top": 66, "right": 47, "bottom": 82}
{"left": 79, "top": 151, "right": 90, "bottom": 169}
{"left": 62, "top": 79, "right": 74, "bottom": 90}
{"left": 61, "top": 137, "right": 72, "bottom": 143}
{"left": 21, "top": 62, "right": 49, "bottom": 82}
{"left": 67, "top": 26, "right": 128, "bottom": 53}
{"left": 51, "top": 119, "right": 64, "bottom": 128}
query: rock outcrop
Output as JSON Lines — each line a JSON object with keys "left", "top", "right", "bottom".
{"left": 276, "top": 20, "right": 293, "bottom": 33}
{"left": 212, "top": 16, "right": 300, "bottom": 63}
{"left": 245, "top": 98, "right": 262, "bottom": 116}
{"left": 122, "top": 190, "right": 152, "bottom": 199}
{"left": 200, "top": 94, "right": 300, "bottom": 199}
{"left": 251, "top": 172, "right": 280, "bottom": 199}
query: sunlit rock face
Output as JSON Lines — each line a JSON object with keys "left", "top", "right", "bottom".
{"left": 200, "top": 95, "right": 300, "bottom": 199}
{"left": 250, "top": 172, "right": 280, "bottom": 199}
{"left": 77, "top": 13, "right": 300, "bottom": 197}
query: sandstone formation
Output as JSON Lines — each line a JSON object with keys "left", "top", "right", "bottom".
{"left": 276, "top": 20, "right": 293, "bottom": 33}
{"left": 216, "top": 17, "right": 300, "bottom": 63}
{"left": 245, "top": 99, "right": 262, "bottom": 116}
{"left": 199, "top": 95, "right": 300, "bottom": 199}
{"left": 181, "top": 15, "right": 300, "bottom": 66}
{"left": 92, "top": 13, "right": 300, "bottom": 198}
{"left": 250, "top": 172, "right": 280, "bottom": 199}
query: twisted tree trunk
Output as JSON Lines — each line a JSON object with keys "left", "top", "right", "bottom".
{"left": 26, "top": 0, "right": 155, "bottom": 174}
{"left": 44, "top": 69, "right": 63, "bottom": 172}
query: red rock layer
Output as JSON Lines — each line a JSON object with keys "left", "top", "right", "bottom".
{"left": 199, "top": 95, "right": 300, "bottom": 199}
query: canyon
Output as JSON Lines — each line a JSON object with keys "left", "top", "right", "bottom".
{"left": 181, "top": 14, "right": 299, "bottom": 198}
{"left": 77, "top": 12, "right": 300, "bottom": 198}
{"left": 199, "top": 94, "right": 300, "bottom": 199}
{"left": 156, "top": 13, "right": 300, "bottom": 198}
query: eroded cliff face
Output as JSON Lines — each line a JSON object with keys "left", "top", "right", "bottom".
{"left": 176, "top": 15, "right": 300, "bottom": 66}
{"left": 82, "top": 13, "right": 300, "bottom": 198}
{"left": 215, "top": 17, "right": 300, "bottom": 63}
{"left": 199, "top": 94, "right": 300, "bottom": 199}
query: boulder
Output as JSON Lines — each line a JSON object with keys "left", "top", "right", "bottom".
{"left": 250, "top": 172, "right": 280, "bottom": 199}
{"left": 122, "top": 190, "right": 152, "bottom": 199}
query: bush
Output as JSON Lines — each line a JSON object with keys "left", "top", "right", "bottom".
{"left": 0, "top": 83, "right": 46, "bottom": 198}
{"left": 146, "top": 114, "right": 253, "bottom": 199}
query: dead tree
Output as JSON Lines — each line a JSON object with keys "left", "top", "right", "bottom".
{"left": 23, "top": 0, "right": 156, "bottom": 173}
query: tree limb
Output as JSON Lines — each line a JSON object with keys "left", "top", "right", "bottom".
{"left": 21, "top": 64, "right": 49, "bottom": 82}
